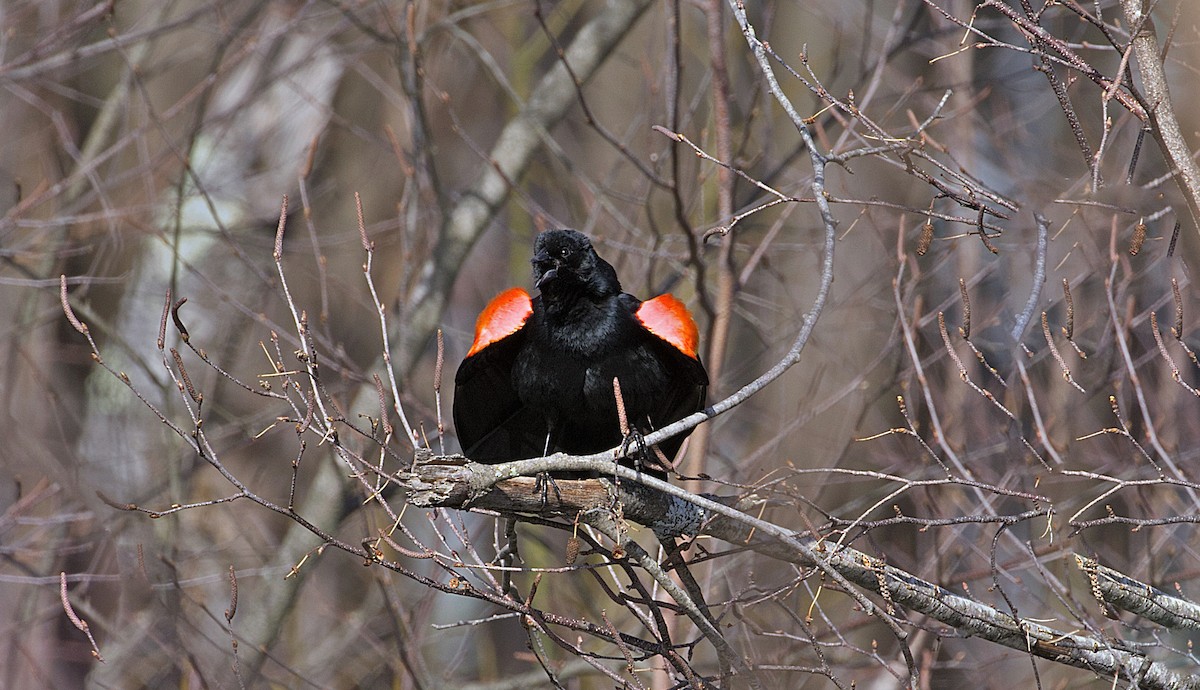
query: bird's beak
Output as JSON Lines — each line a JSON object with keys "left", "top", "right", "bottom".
{"left": 535, "top": 266, "right": 558, "bottom": 289}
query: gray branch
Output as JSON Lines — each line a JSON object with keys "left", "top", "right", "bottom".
{"left": 1077, "top": 555, "right": 1200, "bottom": 631}
{"left": 1010, "top": 213, "right": 1049, "bottom": 342}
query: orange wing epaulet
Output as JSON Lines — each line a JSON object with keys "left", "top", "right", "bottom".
{"left": 467, "top": 288, "right": 533, "bottom": 357}
{"left": 636, "top": 294, "right": 699, "bottom": 360}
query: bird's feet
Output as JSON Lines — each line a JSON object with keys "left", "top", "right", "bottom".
{"left": 619, "top": 427, "right": 646, "bottom": 463}
{"left": 620, "top": 428, "right": 669, "bottom": 476}
{"left": 533, "top": 471, "right": 564, "bottom": 509}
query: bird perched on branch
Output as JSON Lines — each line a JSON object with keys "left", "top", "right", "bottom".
{"left": 454, "top": 229, "right": 708, "bottom": 474}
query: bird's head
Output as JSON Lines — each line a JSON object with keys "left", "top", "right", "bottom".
{"left": 532, "top": 229, "right": 620, "bottom": 298}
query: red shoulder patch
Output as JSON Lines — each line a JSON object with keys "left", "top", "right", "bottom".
{"left": 637, "top": 294, "right": 700, "bottom": 359}
{"left": 467, "top": 288, "right": 533, "bottom": 356}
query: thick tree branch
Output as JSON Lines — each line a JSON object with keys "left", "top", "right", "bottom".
{"left": 1077, "top": 555, "right": 1200, "bottom": 631}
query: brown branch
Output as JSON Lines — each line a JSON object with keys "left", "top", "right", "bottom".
{"left": 60, "top": 572, "right": 104, "bottom": 662}
{"left": 963, "top": 0, "right": 1148, "bottom": 119}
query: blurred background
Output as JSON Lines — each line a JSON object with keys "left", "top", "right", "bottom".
{"left": 3, "top": 0, "right": 1200, "bottom": 687}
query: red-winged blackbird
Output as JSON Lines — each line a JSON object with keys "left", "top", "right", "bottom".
{"left": 454, "top": 229, "right": 708, "bottom": 472}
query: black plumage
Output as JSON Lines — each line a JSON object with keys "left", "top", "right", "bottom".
{"left": 454, "top": 229, "right": 708, "bottom": 470}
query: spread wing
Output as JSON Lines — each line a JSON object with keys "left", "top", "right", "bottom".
{"left": 453, "top": 289, "right": 548, "bottom": 463}
{"left": 645, "top": 340, "right": 708, "bottom": 461}
{"left": 635, "top": 294, "right": 709, "bottom": 461}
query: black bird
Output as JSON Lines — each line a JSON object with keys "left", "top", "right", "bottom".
{"left": 454, "top": 229, "right": 708, "bottom": 472}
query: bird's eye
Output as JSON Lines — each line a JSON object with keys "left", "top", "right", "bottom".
{"left": 558, "top": 247, "right": 570, "bottom": 259}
